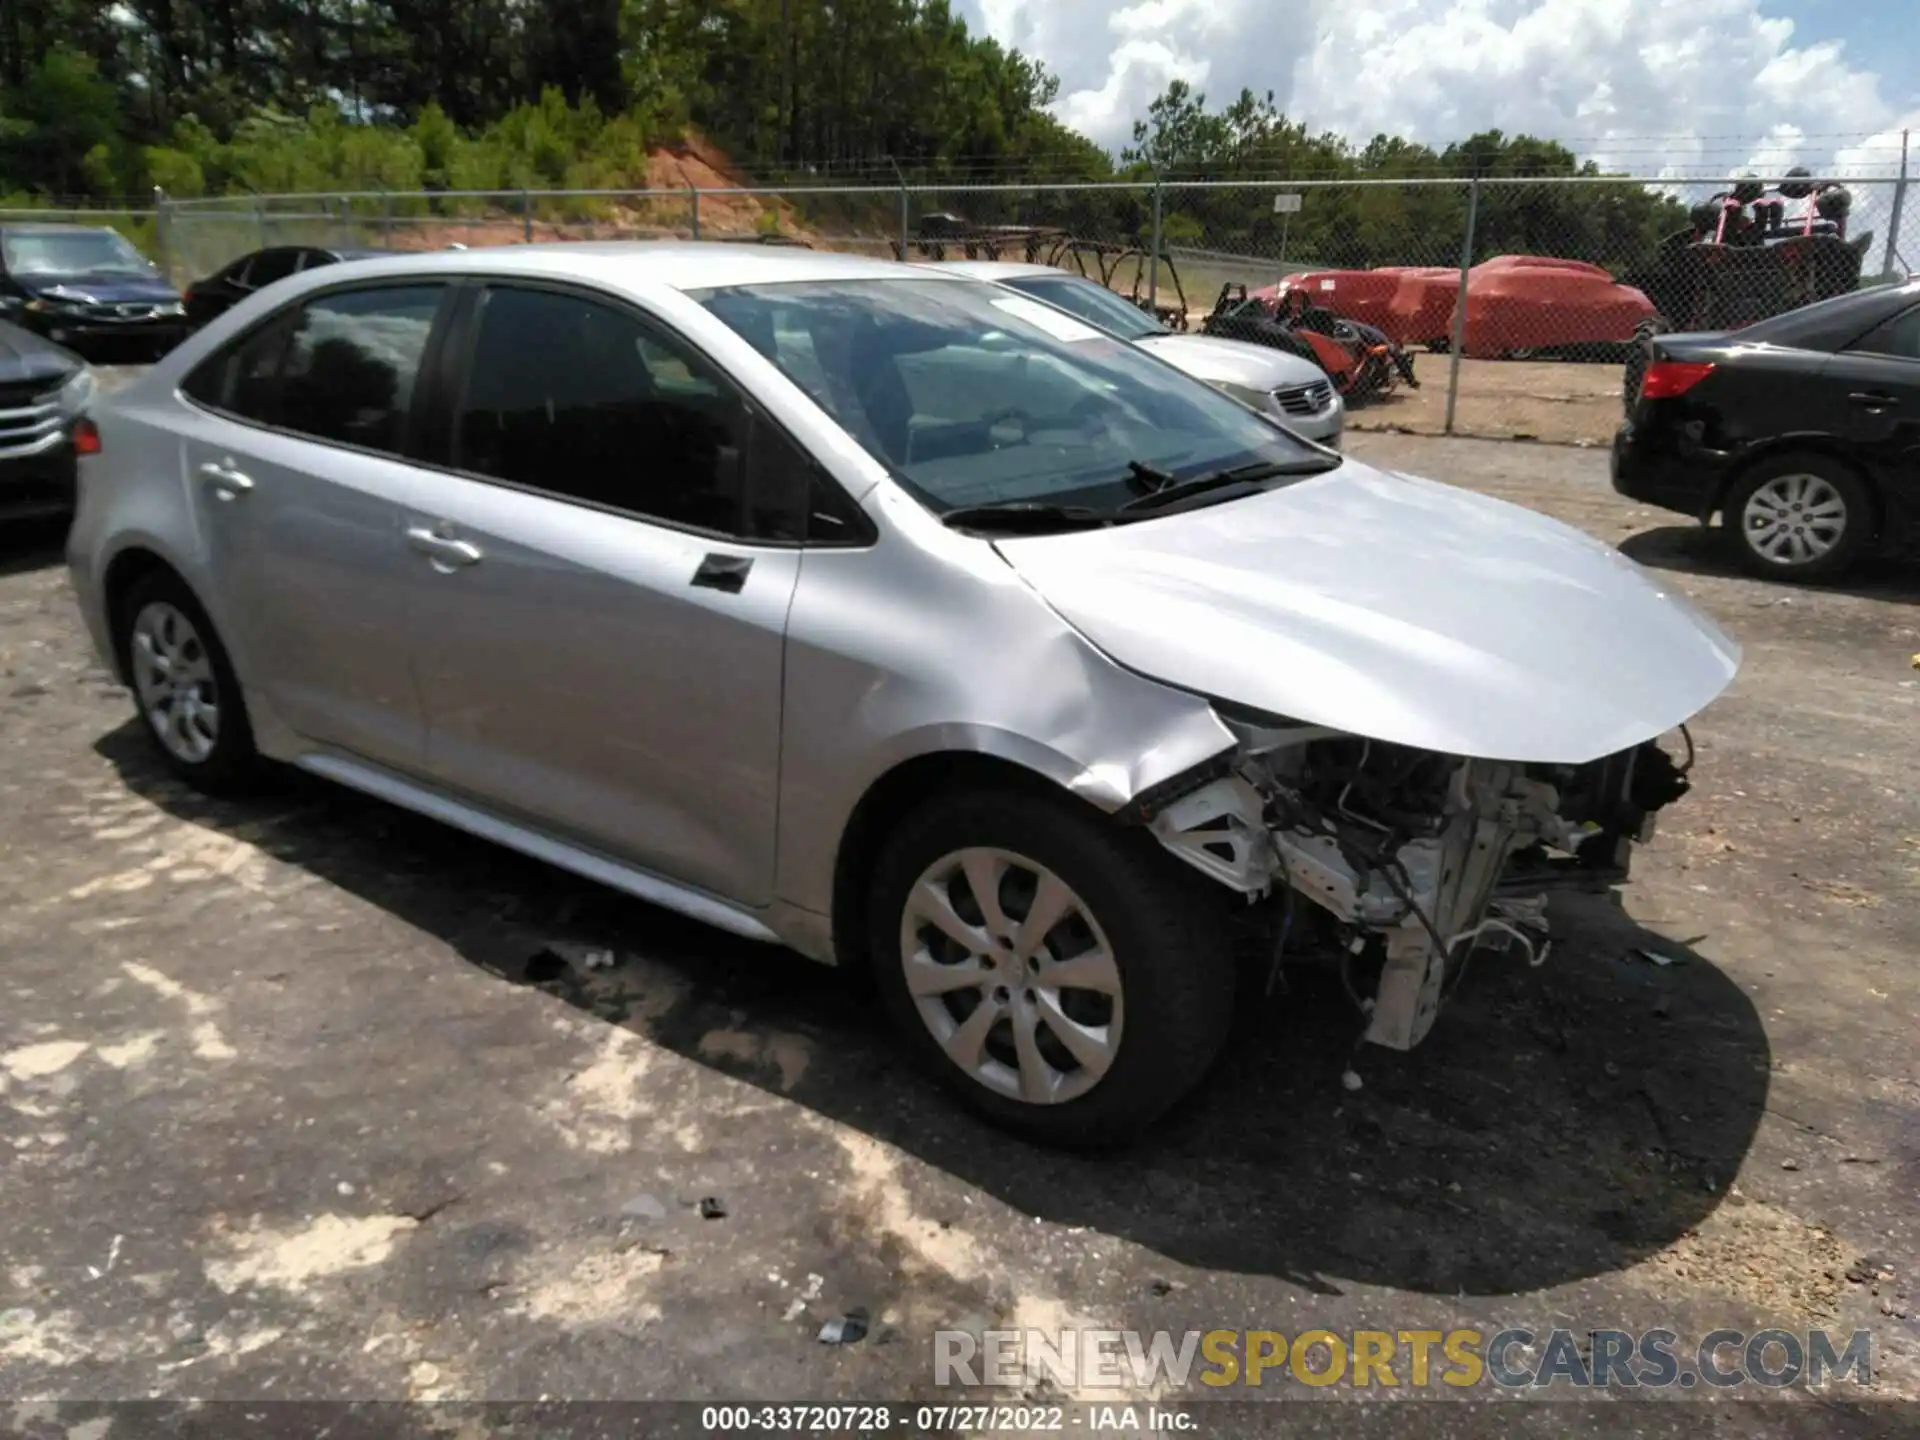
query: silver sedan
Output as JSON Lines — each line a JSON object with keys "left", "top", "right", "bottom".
{"left": 914, "top": 259, "right": 1345, "bottom": 446}
{"left": 67, "top": 244, "right": 1739, "bottom": 1144}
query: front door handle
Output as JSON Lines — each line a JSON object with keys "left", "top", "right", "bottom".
{"left": 691, "top": 552, "right": 753, "bottom": 594}
{"left": 197, "top": 459, "right": 255, "bottom": 501}
{"left": 1848, "top": 390, "right": 1898, "bottom": 410}
{"left": 406, "top": 525, "right": 483, "bottom": 571}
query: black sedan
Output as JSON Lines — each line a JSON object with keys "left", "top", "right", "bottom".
{"left": 1613, "top": 279, "right": 1920, "bottom": 582}
{"left": 184, "top": 245, "right": 385, "bottom": 329}
{"left": 0, "top": 318, "right": 94, "bottom": 522}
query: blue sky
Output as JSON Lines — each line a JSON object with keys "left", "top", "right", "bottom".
{"left": 959, "top": 0, "right": 1920, "bottom": 177}
{"left": 1789, "top": 0, "right": 1920, "bottom": 108}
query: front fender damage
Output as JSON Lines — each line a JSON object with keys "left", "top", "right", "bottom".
{"left": 1140, "top": 717, "right": 1694, "bottom": 1051}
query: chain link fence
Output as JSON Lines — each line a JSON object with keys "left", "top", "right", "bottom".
{"left": 17, "top": 168, "right": 1911, "bottom": 444}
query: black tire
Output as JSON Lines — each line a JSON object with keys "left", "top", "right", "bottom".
{"left": 1721, "top": 452, "right": 1873, "bottom": 584}
{"left": 866, "top": 787, "right": 1237, "bottom": 1148}
{"left": 115, "top": 568, "right": 264, "bottom": 794}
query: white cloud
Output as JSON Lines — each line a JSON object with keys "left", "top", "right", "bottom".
{"left": 961, "top": 0, "right": 1916, "bottom": 181}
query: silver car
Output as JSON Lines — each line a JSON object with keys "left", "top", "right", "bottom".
{"left": 67, "top": 244, "right": 1738, "bottom": 1144}
{"left": 913, "top": 260, "right": 1344, "bottom": 446}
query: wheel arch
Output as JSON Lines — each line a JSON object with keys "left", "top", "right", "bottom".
{"left": 827, "top": 745, "right": 1125, "bottom": 980}
{"left": 102, "top": 544, "right": 200, "bottom": 684}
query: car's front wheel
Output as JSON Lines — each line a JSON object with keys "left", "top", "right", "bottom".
{"left": 118, "top": 569, "right": 263, "bottom": 794}
{"left": 868, "top": 788, "right": 1237, "bottom": 1147}
{"left": 1724, "top": 453, "right": 1872, "bottom": 583}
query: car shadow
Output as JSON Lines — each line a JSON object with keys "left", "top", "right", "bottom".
{"left": 1621, "top": 521, "right": 1920, "bottom": 604}
{"left": 0, "top": 515, "right": 70, "bottom": 578}
{"left": 96, "top": 720, "right": 1770, "bottom": 1300}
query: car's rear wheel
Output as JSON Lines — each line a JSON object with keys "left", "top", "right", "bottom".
{"left": 118, "top": 570, "right": 263, "bottom": 794}
{"left": 867, "top": 788, "right": 1236, "bottom": 1147}
{"left": 1724, "top": 454, "right": 1872, "bottom": 583}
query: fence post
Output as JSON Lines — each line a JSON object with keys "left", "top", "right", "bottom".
{"left": 899, "top": 185, "right": 911, "bottom": 260}
{"left": 152, "top": 186, "right": 172, "bottom": 284}
{"left": 381, "top": 190, "right": 393, "bottom": 247}
{"left": 1148, "top": 177, "right": 1163, "bottom": 309}
{"left": 1884, "top": 130, "right": 1910, "bottom": 279}
{"left": 689, "top": 186, "right": 701, "bottom": 240}
{"left": 1443, "top": 177, "right": 1481, "bottom": 437}
{"left": 521, "top": 189, "right": 532, "bottom": 243}
{"left": 254, "top": 200, "right": 265, "bottom": 249}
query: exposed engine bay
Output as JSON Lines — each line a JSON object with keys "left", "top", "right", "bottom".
{"left": 1138, "top": 709, "right": 1695, "bottom": 1050}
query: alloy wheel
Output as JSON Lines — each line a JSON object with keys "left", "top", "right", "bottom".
{"left": 130, "top": 601, "right": 221, "bottom": 764}
{"left": 1741, "top": 472, "right": 1847, "bottom": 566}
{"left": 898, "top": 847, "right": 1123, "bottom": 1106}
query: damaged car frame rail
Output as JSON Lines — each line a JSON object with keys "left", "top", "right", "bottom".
{"left": 1137, "top": 709, "right": 1694, "bottom": 1050}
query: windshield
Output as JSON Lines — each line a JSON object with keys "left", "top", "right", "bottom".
{"left": 697, "top": 277, "right": 1321, "bottom": 514}
{"left": 2, "top": 229, "right": 156, "bottom": 278}
{"left": 1000, "top": 273, "right": 1167, "bottom": 341}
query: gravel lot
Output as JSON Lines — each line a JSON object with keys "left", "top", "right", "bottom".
{"left": 1, "top": 417, "right": 1916, "bottom": 1431}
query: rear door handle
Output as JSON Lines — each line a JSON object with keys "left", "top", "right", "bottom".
{"left": 1848, "top": 391, "right": 1898, "bottom": 410}
{"left": 196, "top": 459, "right": 255, "bottom": 500}
{"left": 691, "top": 552, "right": 753, "bottom": 594}
{"left": 406, "top": 525, "right": 483, "bottom": 570}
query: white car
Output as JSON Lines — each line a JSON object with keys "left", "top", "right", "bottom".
{"left": 914, "top": 260, "right": 1345, "bottom": 446}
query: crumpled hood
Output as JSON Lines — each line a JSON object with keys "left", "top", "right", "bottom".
{"left": 994, "top": 461, "right": 1741, "bottom": 764}
{"left": 1136, "top": 331, "right": 1326, "bottom": 391}
{"left": 22, "top": 274, "right": 181, "bottom": 305}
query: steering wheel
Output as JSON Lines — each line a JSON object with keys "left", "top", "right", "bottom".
{"left": 983, "top": 407, "right": 1032, "bottom": 445}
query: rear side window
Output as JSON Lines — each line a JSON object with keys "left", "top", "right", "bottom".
{"left": 1849, "top": 305, "right": 1920, "bottom": 361}
{"left": 276, "top": 286, "right": 443, "bottom": 454}
{"left": 454, "top": 285, "right": 754, "bottom": 536}
{"left": 181, "top": 283, "right": 444, "bottom": 458}
{"left": 246, "top": 249, "right": 302, "bottom": 288}
{"left": 180, "top": 312, "right": 296, "bottom": 420}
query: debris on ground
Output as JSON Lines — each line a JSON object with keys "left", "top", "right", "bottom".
{"left": 818, "top": 1308, "right": 870, "bottom": 1344}
{"left": 1847, "top": 1255, "right": 1896, "bottom": 1286}
{"left": 698, "top": 1196, "right": 727, "bottom": 1220}
{"left": 1631, "top": 947, "right": 1684, "bottom": 968}
{"left": 539, "top": 940, "right": 622, "bottom": 973}
{"left": 1340, "top": 1068, "right": 1364, "bottom": 1092}
{"left": 621, "top": 1193, "right": 669, "bottom": 1221}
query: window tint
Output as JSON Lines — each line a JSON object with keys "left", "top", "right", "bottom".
{"left": 276, "top": 285, "right": 442, "bottom": 454}
{"left": 181, "top": 313, "right": 295, "bottom": 421}
{"left": 738, "top": 412, "right": 869, "bottom": 544}
{"left": 246, "top": 249, "right": 302, "bottom": 287}
{"left": 455, "top": 285, "right": 754, "bottom": 535}
{"left": 1851, "top": 305, "right": 1920, "bottom": 361}
{"left": 296, "top": 249, "right": 340, "bottom": 273}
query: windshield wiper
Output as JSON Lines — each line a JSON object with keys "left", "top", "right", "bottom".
{"left": 1118, "top": 456, "right": 1342, "bottom": 513}
{"left": 940, "top": 501, "right": 1125, "bottom": 535}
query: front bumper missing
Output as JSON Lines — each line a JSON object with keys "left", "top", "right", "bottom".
{"left": 1147, "top": 745, "right": 1662, "bottom": 1052}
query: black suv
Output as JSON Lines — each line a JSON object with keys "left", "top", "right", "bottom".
{"left": 0, "top": 317, "right": 93, "bottom": 521}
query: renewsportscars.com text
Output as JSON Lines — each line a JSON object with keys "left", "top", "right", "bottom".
{"left": 933, "top": 1327, "right": 1875, "bottom": 1391}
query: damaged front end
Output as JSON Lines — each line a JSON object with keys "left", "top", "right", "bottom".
{"left": 1138, "top": 707, "right": 1695, "bottom": 1051}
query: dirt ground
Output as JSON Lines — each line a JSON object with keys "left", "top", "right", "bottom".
{"left": 1, "top": 423, "right": 1917, "bottom": 1433}
{"left": 1347, "top": 356, "right": 1627, "bottom": 445}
